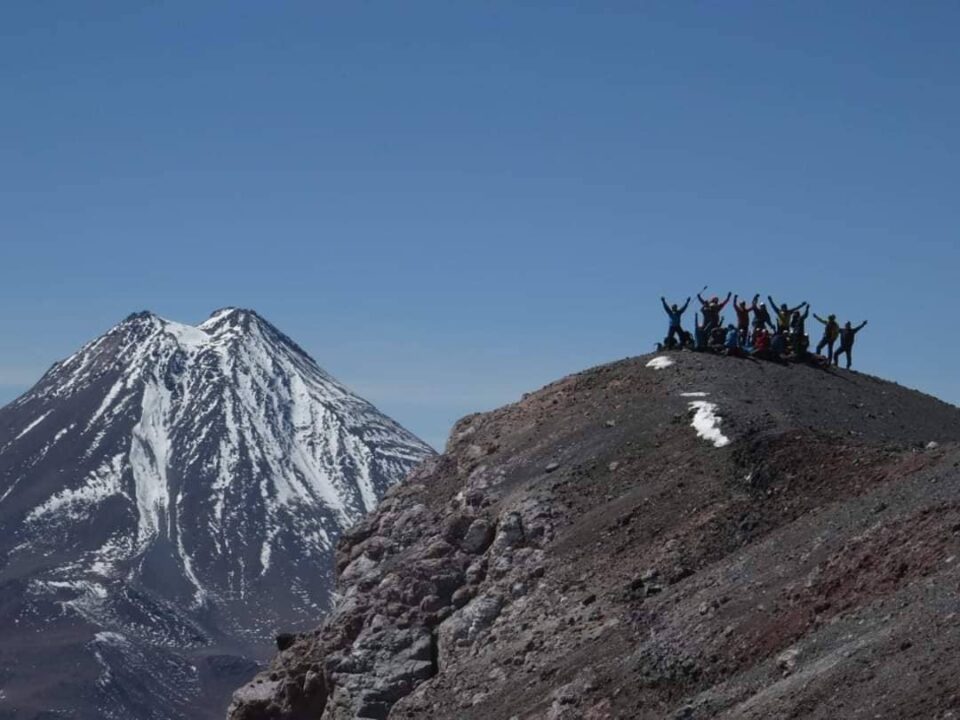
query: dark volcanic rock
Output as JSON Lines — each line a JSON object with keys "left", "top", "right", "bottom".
{"left": 227, "top": 352, "right": 960, "bottom": 720}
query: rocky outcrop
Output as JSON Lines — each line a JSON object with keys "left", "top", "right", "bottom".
{"left": 228, "top": 352, "right": 960, "bottom": 720}
{"left": 227, "top": 449, "right": 559, "bottom": 720}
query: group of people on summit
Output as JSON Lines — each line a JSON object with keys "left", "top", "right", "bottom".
{"left": 659, "top": 291, "right": 868, "bottom": 369}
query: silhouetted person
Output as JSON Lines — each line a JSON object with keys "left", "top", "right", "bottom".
{"left": 790, "top": 305, "right": 809, "bottom": 338}
{"left": 661, "top": 296, "right": 691, "bottom": 349}
{"left": 834, "top": 320, "right": 868, "bottom": 369}
{"left": 698, "top": 291, "right": 731, "bottom": 335}
{"left": 769, "top": 296, "right": 807, "bottom": 334}
{"left": 732, "top": 295, "right": 752, "bottom": 345}
{"left": 693, "top": 313, "right": 708, "bottom": 351}
{"left": 750, "top": 294, "right": 774, "bottom": 332}
{"left": 814, "top": 313, "right": 841, "bottom": 362}
{"left": 709, "top": 317, "right": 727, "bottom": 349}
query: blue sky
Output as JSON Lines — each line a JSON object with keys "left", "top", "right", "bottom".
{"left": 1, "top": 2, "right": 958, "bottom": 449}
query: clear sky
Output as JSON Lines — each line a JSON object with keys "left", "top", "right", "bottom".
{"left": 1, "top": 2, "right": 958, "bottom": 449}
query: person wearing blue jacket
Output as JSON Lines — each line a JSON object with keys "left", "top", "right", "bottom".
{"left": 661, "top": 296, "right": 691, "bottom": 348}
{"left": 771, "top": 330, "right": 788, "bottom": 360}
{"left": 724, "top": 324, "right": 742, "bottom": 356}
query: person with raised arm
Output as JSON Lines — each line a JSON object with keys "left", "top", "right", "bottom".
{"left": 813, "top": 312, "right": 841, "bottom": 362}
{"left": 732, "top": 295, "right": 752, "bottom": 345}
{"left": 660, "top": 296, "right": 691, "bottom": 349}
{"left": 750, "top": 294, "right": 774, "bottom": 332}
{"left": 697, "top": 290, "right": 731, "bottom": 335}
{"left": 790, "top": 305, "right": 810, "bottom": 338}
{"left": 693, "top": 312, "right": 708, "bottom": 351}
{"left": 834, "top": 320, "right": 868, "bottom": 369}
{"left": 768, "top": 295, "right": 807, "bottom": 334}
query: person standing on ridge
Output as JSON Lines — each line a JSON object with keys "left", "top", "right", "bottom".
{"left": 769, "top": 295, "right": 807, "bottom": 334}
{"left": 661, "top": 296, "right": 691, "bottom": 349}
{"left": 814, "top": 312, "right": 841, "bottom": 362}
{"left": 732, "top": 295, "right": 752, "bottom": 345}
{"left": 693, "top": 313, "right": 708, "bottom": 351}
{"left": 790, "top": 305, "right": 810, "bottom": 338}
{"left": 834, "top": 320, "right": 868, "bottom": 369}
{"left": 750, "top": 294, "right": 774, "bottom": 332}
{"left": 698, "top": 291, "right": 731, "bottom": 335}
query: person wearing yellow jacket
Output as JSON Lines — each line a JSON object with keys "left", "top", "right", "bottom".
{"left": 768, "top": 295, "right": 807, "bottom": 334}
{"left": 813, "top": 312, "right": 841, "bottom": 362}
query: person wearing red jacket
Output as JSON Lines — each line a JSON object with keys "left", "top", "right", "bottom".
{"left": 752, "top": 327, "right": 771, "bottom": 359}
{"left": 732, "top": 295, "right": 752, "bottom": 345}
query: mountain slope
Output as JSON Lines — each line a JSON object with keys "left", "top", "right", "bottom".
{"left": 227, "top": 352, "right": 960, "bottom": 720}
{"left": 0, "top": 309, "right": 434, "bottom": 720}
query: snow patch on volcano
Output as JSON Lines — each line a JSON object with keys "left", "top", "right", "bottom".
{"left": 646, "top": 356, "right": 675, "bottom": 370}
{"left": 688, "top": 400, "right": 730, "bottom": 448}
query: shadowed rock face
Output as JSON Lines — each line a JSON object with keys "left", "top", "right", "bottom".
{"left": 227, "top": 352, "right": 960, "bottom": 720}
{"left": 0, "top": 309, "right": 434, "bottom": 720}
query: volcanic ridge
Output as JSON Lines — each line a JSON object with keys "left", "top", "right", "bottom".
{"left": 228, "top": 351, "right": 960, "bottom": 720}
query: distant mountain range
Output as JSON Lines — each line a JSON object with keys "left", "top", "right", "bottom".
{"left": 0, "top": 308, "right": 434, "bottom": 720}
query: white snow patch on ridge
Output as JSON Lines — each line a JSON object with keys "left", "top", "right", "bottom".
{"left": 680, "top": 392, "right": 709, "bottom": 397}
{"left": 688, "top": 401, "right": 730, "bottom": 448}
{"left": 129, "top": 380, "right": 173, "bottom": 547}
{"left": 15, "top": 410, "right": 52, "bottom": 440}
{"left": 646, "top": 356, "right": 675, "bottom": 370}
{"left": 26, "top": 454, "right": 126, "bottom": 522}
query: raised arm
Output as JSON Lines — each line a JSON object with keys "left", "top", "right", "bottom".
{"left": 813, "top": 313, "right": 827, "bottom": 325}
{"left": 680, "top": 297, "right": 691, "bottom": 313}
{"left": 801, "top": 306, "right": 809, "bottom": 320}
{"left": 697, "top": 292, "right": 707, "bottom": 305}
{"left": 854, "top": 320, "right": 868, "bottom": 333}
{"left": 750, "top": 293, "right": 760, "bottom": 311}
{"left": 788, "top": 301, "right": 807, "bottom": 314}
{"left": 767, "top": 295, "right": 778, "bottom": 311}
{"left": 661, "top": 297, "right": 670, "bottom": 314}
{"left": 717, "top": 291, "right": 732, "bottom": 309}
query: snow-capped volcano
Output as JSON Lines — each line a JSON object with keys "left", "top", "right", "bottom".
{"left": 0, "top": 308, "right": 434, "bottom": 719}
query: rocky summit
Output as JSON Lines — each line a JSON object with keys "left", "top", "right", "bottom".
{"left": 0, "top": 309, "right": 434, "bottom": 720}
{"left": 228, "top": 351, "right": 960, "bottom": 720}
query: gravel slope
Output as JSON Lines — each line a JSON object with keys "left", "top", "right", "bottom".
{"left": 226, "top": 352, "right": 960, "bottom": 720}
